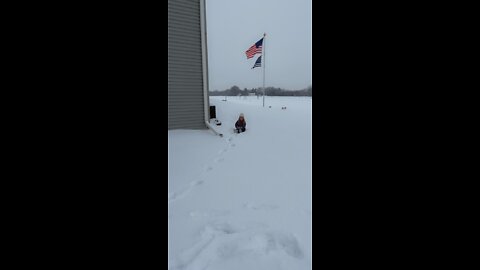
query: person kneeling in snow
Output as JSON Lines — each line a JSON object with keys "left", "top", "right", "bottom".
{"left": 235, "top": 113, "right": 246, "bottom": 133}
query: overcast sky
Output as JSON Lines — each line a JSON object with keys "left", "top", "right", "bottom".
{"left": 206, "top": 0, "right": 312, "bottom": 91}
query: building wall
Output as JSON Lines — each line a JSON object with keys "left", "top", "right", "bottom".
{"left": 168, "top": 0, "right": 208, "bottom": 130}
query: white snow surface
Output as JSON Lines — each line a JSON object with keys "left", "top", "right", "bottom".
{"left": 168, "top": 96, "right": 312, "bottom": 270}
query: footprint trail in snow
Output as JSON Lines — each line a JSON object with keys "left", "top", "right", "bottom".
{"left": 169, "top": 134, "right": 237, "bottom": 205}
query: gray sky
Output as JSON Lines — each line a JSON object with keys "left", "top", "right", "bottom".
{"left": 206, "top": 0, "right": 312, "bottom": 91}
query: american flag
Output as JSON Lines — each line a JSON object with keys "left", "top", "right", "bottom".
{"left": 245, "top": 38, "right": 263, "bottom": 59}
{"left": 252, "top": 56, "right": 262, "bottom": 69}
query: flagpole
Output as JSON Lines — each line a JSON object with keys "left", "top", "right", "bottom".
{"left": 263, "top": 33, "right": 266, "bottom": 107}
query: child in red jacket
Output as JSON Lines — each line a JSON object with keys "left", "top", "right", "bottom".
{"left": 235, "top": 113, "right": 246, "bottom": 133}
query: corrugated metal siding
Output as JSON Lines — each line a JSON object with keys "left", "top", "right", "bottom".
{"left": 168, "top": 0, "right": 206, "bottom": 130}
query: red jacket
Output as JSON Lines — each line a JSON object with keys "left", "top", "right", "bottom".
{"left": 235, "top": 119, "right": 246, "bottom": 128}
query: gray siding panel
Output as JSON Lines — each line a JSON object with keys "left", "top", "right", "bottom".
{"left": 168, "top": 0, "right": 207, "bottom": 130}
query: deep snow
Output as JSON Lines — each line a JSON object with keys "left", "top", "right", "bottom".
{"left": 168, "top": 96, "right": 312, "bottom": 270}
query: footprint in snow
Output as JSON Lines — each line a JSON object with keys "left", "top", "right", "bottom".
{"left": 214, "top": 157, "right": 224, "bottom": 163}
{"left": 190, "top": 180, "right": 204, "bottom": 186}
{"left": 169, "top": 181, "right": 202, "bottom": 204}
{"left": 169, "top": 179, "right": 208, "bottom": 205}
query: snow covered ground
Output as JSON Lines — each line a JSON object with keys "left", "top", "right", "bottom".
{"left": 168, "top": 96, "right": 312, "bottom": 270}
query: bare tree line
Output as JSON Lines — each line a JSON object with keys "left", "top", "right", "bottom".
{"left": 209, "top": 85, "right": 312, "bottom": 97}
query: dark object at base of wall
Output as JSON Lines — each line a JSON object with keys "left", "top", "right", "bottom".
{"left": 210, "top": 106, "right": 216, "bottom": 119}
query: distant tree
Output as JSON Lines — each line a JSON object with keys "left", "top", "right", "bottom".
{"left": 229, "top": 85, "right": 241, "bottom": 96}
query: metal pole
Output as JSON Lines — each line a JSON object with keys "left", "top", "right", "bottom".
{"left": 262, "top": 33, "right": 266, "bottom": 107}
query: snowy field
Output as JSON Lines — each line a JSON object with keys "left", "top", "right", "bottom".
{"left": 168, "top": 96, "right": 312, "bottom": 270}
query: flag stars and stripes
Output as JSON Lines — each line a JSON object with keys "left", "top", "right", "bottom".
{"left": 252, "top": 56, "right": 262, "bottom": 69}
{"left": 245, "top": 38, "right": 263, "bottom": 59}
